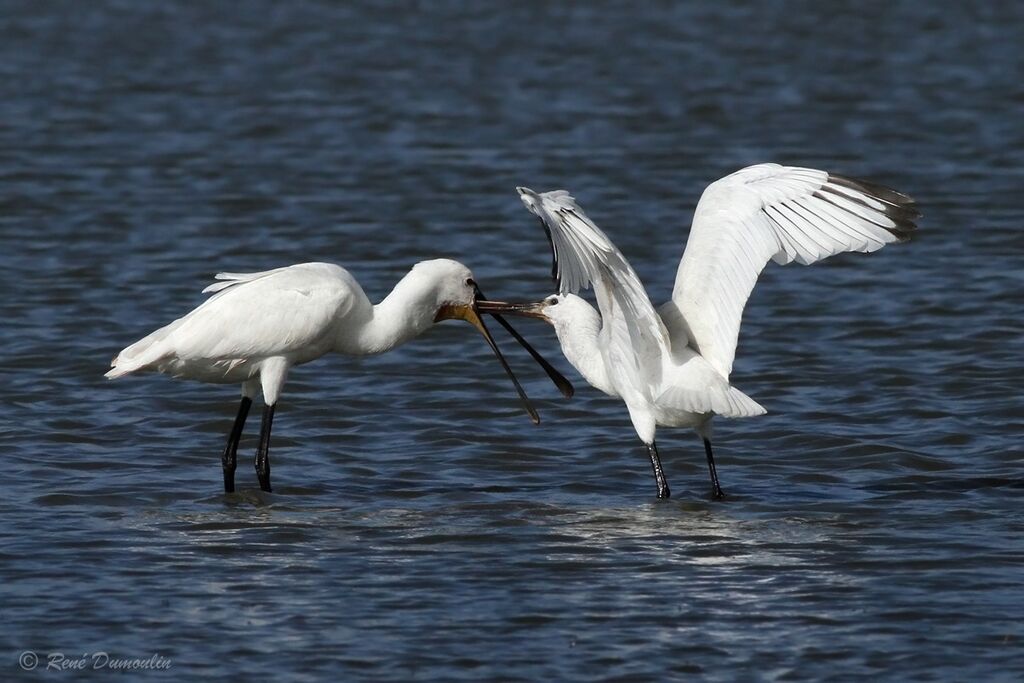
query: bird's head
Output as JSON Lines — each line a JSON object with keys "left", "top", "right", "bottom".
{"left": 404, "top": 259, "right": 478, "bottom": 315}
{"left": 477, "top": 292, "right": 594, "bottom": 334}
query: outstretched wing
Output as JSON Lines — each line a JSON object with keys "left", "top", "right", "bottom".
{"left": 669, "top": 163, "right": 919, "bottom": 379}
{"left": 517, "top": 187, "right": 669, "bottom": 401}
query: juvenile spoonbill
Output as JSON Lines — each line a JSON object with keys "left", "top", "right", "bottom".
{"left": 482, "top": 164, "right": 919, "bottom": 499}
{"left": 106, "top": 259, "right": 572, "bottom": 493}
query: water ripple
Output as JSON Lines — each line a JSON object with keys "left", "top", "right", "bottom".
{"left": 2, "top": 1, "right": 1023, "bottom": 680}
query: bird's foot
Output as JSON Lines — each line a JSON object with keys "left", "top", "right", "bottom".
{"left": 656, "top": 485, "right": 671, "bottom": 499}
{"left": 711, "top": 487, "right": 725, "bottom": 501}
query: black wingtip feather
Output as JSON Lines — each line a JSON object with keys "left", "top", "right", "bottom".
{"left": 829, "top": 174, "right": 917, "bottom": 208}
{"left": 537, "top": 217, "right": 560, "bottom": 288}
{"left": 821, "top": 174, "right": 920, "bottom": 242}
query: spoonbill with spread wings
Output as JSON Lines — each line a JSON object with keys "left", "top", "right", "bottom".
{"left": 480, "top": 164, "right": 918, "bottom": 499}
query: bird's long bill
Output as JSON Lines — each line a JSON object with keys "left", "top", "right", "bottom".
{"left": 475, "top": 299, "right": 549, "bottom": 321}
{"left": 435, "top": 302, "right": 541, "bottom": 424}
{"left": 473, "top": 295, "right": 573, "bottom": 399}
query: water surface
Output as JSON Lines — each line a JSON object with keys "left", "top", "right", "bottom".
{"left": 2, "top": 2, "right": 1023, "bottom": 680}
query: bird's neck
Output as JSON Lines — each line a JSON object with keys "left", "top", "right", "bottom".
{"left": 553, "top": 303, "right": 616, "bottom": 397}
{"left": 356, "top": 275, "right": 437, "bottom": 355}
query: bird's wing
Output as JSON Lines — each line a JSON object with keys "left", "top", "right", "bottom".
{"left": 168, "top": 263, "right": 356, "bottom": 361}
{"left": 670, "top": 163, "right": 918, "bottom": 378}
{"left": 519, "top": 188, "right": 670, "bottom": 401}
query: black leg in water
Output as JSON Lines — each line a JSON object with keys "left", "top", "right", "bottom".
{"left": 222, "top": 396, "right": 252, "bottom": 493}
{"left": 703, "top": 438, "right": 725, "bottom": 500}
{"left": 646, "top": 442, "right": 671, "bottom": 499}
{"left": 255, "top": 403, "right": 276, "bottom": 493}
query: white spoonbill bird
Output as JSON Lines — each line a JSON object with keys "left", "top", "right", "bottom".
{"left": 484, "top": 164, "right": 919, "bottom": 499}
{"left": 106, "top": 259, "right": 572, "bottom": 493}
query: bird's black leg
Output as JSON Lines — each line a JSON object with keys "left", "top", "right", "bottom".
{"left": 704, "top": 438, "right": 725, "bottom": 500}
{"left": 255, "top": 403, "right": 276, "bottom": 493}
{"left": 221, "top": 396, "right": 252, "bottom": 493}
{"left": 646, "top": 441, "right": 671, "bottom": 499}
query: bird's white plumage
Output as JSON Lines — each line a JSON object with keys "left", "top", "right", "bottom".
{"left": 517, "top": 164, "right": 917, "bottom": 449}
{"left": 108, "top": 263, "right": 359, "bottom": 384}
{"left": 670, "top": 163, "right": 914, "bottom": 377}
{"left": 104, "top": 259, "right": 497, "bottom": 399}
{"left": 518, "top": 188, "right": 669, "bottom": 404}
{"left": 200, "top": 266, "right": 293, "bottom": 295}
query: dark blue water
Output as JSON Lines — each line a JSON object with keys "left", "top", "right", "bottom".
{"left": 3, "top": 2, "right": 1023, "bottom": 680}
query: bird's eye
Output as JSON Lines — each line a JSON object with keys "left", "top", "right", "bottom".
{"left": 465, "top": 278, "right": 475, "bottom": 287}
{"left": 548, "top": 296, "right": 559, "bottom": 305}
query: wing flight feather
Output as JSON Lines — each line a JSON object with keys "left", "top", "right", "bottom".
{"left": 518, "top": 187, "right": 669, "bottom": 401}
{"left": 669, "top": 163, "right": 918, "bottom": 378}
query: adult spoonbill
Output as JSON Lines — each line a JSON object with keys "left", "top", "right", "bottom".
{"left": 483, "top": 164, "right": 918, "bottom": 499}
{"left": 106, "top": 259, "right": 572, "bottom": 493}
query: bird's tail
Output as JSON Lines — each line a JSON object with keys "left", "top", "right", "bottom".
{"left": 105, "top": 322, "right": 177, "bottom": 379}
{"left": 720, "top": 387, "right": 767, "bottom": 418}
{"left": 105, "top": 355, "right": 149, "bottom": 379}
{"left": 657, "top": 385, "right": 766, "bottom": 419}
